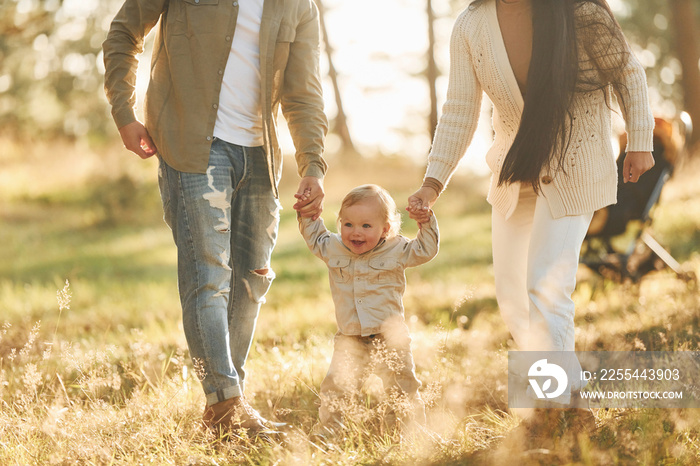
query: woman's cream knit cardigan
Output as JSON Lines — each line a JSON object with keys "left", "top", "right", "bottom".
{"left": 425, "top": 0, "right": 655, "bottom": 219}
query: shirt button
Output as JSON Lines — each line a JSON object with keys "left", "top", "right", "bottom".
{"left": 206, "top": 136, "right": 212, "bottom": 141}
{"left": 233, "top": 1, "right": 238, "bottom": 5}
{"left": 358, "top": 299, "right": 363, "bottom": 304}
{"left": 218, "top": 69, "right": 223, "bottom": 75}
{"left": 212, "top": 104, "right": 218, "bottom": 109}
{"left": 225, "top": 36, "right": 231, "bottom": 41}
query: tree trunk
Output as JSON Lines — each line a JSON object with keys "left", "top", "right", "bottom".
{"left": 670, "top": 0, "right": 700, "bottom": 149}
{"left": 426, "top": 0, "right": 439, "bottom": 140}
{"left": 316, "top": 0, "right": 357, "bottom": 155}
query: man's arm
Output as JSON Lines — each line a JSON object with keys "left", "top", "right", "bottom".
{"left": 281, "top": 1, "right": 328, "bottom": 178}
{"left": 282, "top": 0, "right": 328, "bottom": 217}
{"left": 103, "top": 0, "right": 167, "bottom": 156}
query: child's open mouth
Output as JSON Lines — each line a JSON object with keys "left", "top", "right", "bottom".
{"left": 351, "top": 240, "right": 365, "bottom": 248}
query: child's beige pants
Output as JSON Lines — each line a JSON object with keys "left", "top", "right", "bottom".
{"left": 318, "top": 327, "right": 425, "bottom": 429}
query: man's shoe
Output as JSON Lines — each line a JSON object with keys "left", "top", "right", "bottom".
{"left": 202, "top": 396, "right": 272, "bottom": 436}
{"left": 240, "top": 397, "right": 288, "bottom": 430}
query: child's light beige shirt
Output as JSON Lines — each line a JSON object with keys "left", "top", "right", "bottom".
{"left": 299, "top": 215, "right": 439, "bottom": 336}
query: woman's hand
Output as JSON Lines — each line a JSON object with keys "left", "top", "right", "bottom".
{"left": 407, "top": 186, "right": 439, "bottom": 224}
{"left": 623, "top": 151, "right": 654, "bottom": 183}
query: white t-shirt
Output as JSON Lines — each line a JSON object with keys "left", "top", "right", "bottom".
{"left": 213, "top": 0, "right": 265, "bottom": 147}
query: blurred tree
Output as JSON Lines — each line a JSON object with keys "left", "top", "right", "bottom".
{"left": 0, "top": 0, "right": 121, "bottom": 141}
{"left": 426, "top": 0, "right": 439, "bottom": 139}
{"left": 669, "top": 0, "right": 700, "bottom": 147}
{"left": 2, "top": 0, "right": 697, "bottom": 154}
{"left": 597, "top": 0, "right": 700, "bottom": 148}
{"left": 316, "top": 0, "right": 357, "bottom": 156}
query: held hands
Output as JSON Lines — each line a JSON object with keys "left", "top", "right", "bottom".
{"left": 118, "top": 121, "right": 157, "bottom": 159}
{"left": 293, "top": 176, "right": 324, "bottom": 220}
{"left": 623, "top": 151, "right": 654, "bottom": 183}
{"left": 406, "top": 186, "right": 439, "bottom": 226}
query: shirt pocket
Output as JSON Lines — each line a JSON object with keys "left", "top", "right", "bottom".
{"left": 369, "top": 258, "right": 398, "bottom": 284}
{"left": 167, "top": 0, "right": 221, "bottom": 37}
{"left": 328, "top": 256, "right": 351, "bottom": 283}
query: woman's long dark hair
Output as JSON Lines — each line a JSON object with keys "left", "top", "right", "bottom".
{"left": 497, "top": 0, "right": 631, "bottom": 191}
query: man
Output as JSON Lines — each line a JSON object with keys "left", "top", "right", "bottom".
{"left": 103, "top": 0, "right": 327, "bottom": 434}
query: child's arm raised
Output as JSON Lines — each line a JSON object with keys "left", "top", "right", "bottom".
{"left": 298, "top": 214, "right": 334, "bottom": 261}
{"left": 400, "top": 213, "right": 439, "bottom": 268}
{"left": 406, "top": 195, "right": 433, "bottom": 226}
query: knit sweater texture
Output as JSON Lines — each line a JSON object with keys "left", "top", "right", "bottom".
{"left": 425, "top": 0, "right": 655, "bottom": 219}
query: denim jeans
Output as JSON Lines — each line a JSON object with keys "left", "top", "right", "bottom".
{"left": 158, "top": 139, "right": 280, "bottom": 406}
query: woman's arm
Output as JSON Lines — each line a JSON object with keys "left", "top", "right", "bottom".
{"left": 424, "top": 11, "right": 484, "bottom": 189}
{"left": 409, "top": 11, "right": 484, "bottom": 220}
{"left": 578, "top": 2, "right": 655, "bottom": 183}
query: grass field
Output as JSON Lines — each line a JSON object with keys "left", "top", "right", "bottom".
{"left": 1, "top": 138, "right": 699, "bottom": 465}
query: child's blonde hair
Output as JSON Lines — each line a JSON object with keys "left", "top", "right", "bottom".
{"left": 337, "top": 184, "right": 401, "bottom": 239}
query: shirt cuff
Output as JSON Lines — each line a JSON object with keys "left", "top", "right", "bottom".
{"left": 422, "top": 177, "right": 444, "bottom": 196}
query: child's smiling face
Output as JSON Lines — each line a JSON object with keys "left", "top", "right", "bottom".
{"left": 339, "top": 198, "right": 390, "bottom": 255}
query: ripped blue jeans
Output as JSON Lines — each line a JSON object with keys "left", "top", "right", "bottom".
{"left": 158, "top": 140, "right": 280, "bottom": 406}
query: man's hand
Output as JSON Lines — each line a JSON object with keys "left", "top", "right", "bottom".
{"left": 406, "top": 186, "right": 439, "bottom": 224}
{"left": 118, "top": 121, "right": 157, "bottom": 159}
{"left": 623, "top": 151, "right": 654, "bottom": 183}
{"left": 293, "top": 176, "right": 324, "bottom": 220}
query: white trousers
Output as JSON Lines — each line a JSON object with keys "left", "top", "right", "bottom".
{"left": 492, "top": 185, "right": 593, "bottom": 352}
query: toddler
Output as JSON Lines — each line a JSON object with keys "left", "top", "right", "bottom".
{"left": 297, "top": 184, "right": 438, "bottom": 433}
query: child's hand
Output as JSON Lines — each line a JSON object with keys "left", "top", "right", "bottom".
{"left": 406, "top": 198, "right": 432, "bottom": 226}
{"left": 293, "top": 176, "right": 324, "bottom": 220}
{"left": 294, "top": 187, "right": 312, "bottom": 220}
{"left": 406, "top": 186, "right": 438, "bottom": 226}
{"left": 295, "top": 187, "right": 312, "bottom": 203}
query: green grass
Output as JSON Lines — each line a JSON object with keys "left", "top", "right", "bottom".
{"left": 1, "top": 140, "right": 699, "bottom": 464}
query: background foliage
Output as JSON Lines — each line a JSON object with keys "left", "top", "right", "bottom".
{"left": 1, "top": 0, "right": 699, "bottom": 146}
{"left": 1, "top": 0, "right": 700, "bottom": 464}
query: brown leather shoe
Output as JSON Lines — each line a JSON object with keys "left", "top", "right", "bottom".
{"left": 239, "top": 397, "right": 288, "bottom": 430}
{"left": 202, "top": 396, "right": 268, "bottom": 435}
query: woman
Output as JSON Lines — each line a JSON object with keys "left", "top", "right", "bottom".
{"left": 408, "top": 0, "right": 654, "bottom": 403}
